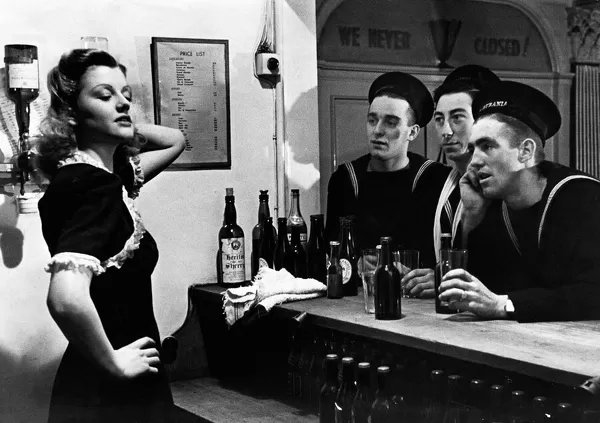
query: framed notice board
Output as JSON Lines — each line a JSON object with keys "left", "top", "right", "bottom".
{"left": 151, "top": 37, "right": 231, "bottom": 169}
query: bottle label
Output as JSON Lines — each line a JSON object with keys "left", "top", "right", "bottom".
{"left": 287, "top": 232, "right": 308, "bottom": 243}
{"left": 258, "top": 257, "right": 269, "bottom": 270}
{"left": 221, "top": 237, "right": 245, "bottom": 283}
{"left": 340, "top": 259, "right": 352, "bottom": 284}
{"left": 8, "top": 61, "right": 39, "bottom": 89}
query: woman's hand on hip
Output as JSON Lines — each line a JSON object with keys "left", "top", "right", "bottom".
{"left": 113, "top": 336, "right": 161, "bottom": 379}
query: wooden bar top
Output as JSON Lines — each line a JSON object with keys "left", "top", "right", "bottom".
{"left": 192, "top": 284, "right": 600, "bottom": 387}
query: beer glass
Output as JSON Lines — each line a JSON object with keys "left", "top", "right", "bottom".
{"left": 358, "top": 248, "right": 377, "bottom": 313}
{"left": 393, "top": 250, "right": 419, "bottom": 298}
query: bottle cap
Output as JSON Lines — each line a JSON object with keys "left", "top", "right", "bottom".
{"left": 326, "top": 353, "right": 339, "bottom": 361}
{"left": 358, "top": 362, "right": 371, "bottom": 369}
{"left": 342, "top": 357, "right": 355, "bottom": 364}
{"left": 377, "top": 366, "right": 390, "bottom": 373}
{"left": 329, "top": 241, "right": 340, "bottom": 246}
{"left": 226, "top": 187, "right": 233, "bottom": 196}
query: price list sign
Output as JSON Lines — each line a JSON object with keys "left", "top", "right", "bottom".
{"left": 151, "top": 38, "right": 231, "bottom": 169}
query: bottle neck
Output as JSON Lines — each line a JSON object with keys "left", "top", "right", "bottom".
{"left": 309, "top": 217, "right": 324, "bottom": 237}
{"left": 379, "top": 242, "right": 391, "bottom": 266}
{"left": 224, "top": 197, "right": 237, "bottom": 224}
{"left": 329, "top": 245, "right": 340, "bottom": 263}
{"left": 341, "top": 366, "right": 355, "bottom": 388}
{"left": 376, "top": 373, "right": 390, "bottom": 397}
{"left": 357, "top": 368, "right": 371, "bottom": 389}
{"left": 326, "top": 361, "right": 339, "bottom": 385}
{"left": 258, "top": 198, "right": 270, "bottom": 222}
{"left": 289, "top": 193, "right": 301, "bottom": 217}
{"left": 277, "top": 221, "right": 288, "bottom": 245}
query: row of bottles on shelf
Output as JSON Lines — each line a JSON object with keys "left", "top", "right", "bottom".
{"left": 216, "top": 188, "right": 360, "bottom": 297}
{"left": 283, "top": 325, "right": 600, "bottom": 423}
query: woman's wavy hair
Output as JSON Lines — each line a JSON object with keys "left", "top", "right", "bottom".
{"left": 35, "top": 48, "right": 144, "bottom": 176}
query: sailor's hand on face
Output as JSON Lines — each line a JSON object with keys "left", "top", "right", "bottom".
{"left": 402, "top": 268, "right": 435, "bottom": 298}
{"left": 459, "top": 169, "right": 490, "bottom": 216}
{"left": 438, "top": 269, "right": 506, "bottom": 319}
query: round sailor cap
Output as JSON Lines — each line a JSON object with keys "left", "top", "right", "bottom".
{"left": 434, "top": 64, "right": 500, "bottom": 102}
{"left": 472, "top": 80, "right": 561, "bottom": 143}
{"left": 368, "top": 72, "right": 434, "bottom": 127}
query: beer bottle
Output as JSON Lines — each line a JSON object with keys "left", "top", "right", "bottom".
{"left": 258, "top": 216, "right": 276, "bottom": 271}
{"left": 466, "top": 379, "right": 488, "bottom": 423}
{"left": 371, "top": 366, "right": 394, "bottom": 423}
{"left": 425, "top": 370, "right": 446, "bottom": 423}
{"left": 390, "top": 362, "right": 408, "bottom": 422}
{"left": 352, "top": 362, "right": 373, "bottom": 423}
{"left": 274, "top": 217, "right": 293, "bottom": 272}
{"left": 442, "top": 375, "right": 468, "bottom": 423}
{"left": 435, "top": 233, "right": 456, "bottom": 314}
{"left": 530, "top": 396, "right": 548, "bottom": 423}
{"left": 289, "top": 225, "right": 307, "bottom": 278}
{"left": 374, "top": 236, "right": 402, "bottom": 320}
{"left": 307, "top": 214, "right": 327, "bottom": 283}
{"left": 217, "top": 188, "right": 246, "bottom": 286}
{"left": 251, "top": 190, "right": 275, "bottom": 278}
{"left": 334, "top": 357, "right": 356, "bottom": 423}
{"left": 509, "top": 391, "right": 529, "bottom": 423}
{"left": 287, "top": 188, "right": 308, "bottom": 250}
{"left": 320, "top": 354, "right": 339, "bottom": 423}
{"left": 488, "top": 385, "right": 507, "bottom": 423}
{"left": 327, "top": 241, "right": 344, "bottom": 299}
{"left": 339, "top": 217, "right": 359, "bottom": 296}
{"left": 554, "top": 403, "right": 574, "bottom": 423}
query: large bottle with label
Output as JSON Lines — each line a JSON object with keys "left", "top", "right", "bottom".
{"left": 217, "top": 188, "right": 246, "bottom": 286}
{"left": 287, "top": 189, "right": 308, "bottom": 251}
{"left": 338, "top": 217, "right": 359, "bottom": 296}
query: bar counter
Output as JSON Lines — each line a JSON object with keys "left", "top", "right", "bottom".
{"left": 191, "top": 284, "right": 600, "bottom": 387}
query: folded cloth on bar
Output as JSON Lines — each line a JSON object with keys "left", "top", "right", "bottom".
{"left": 222, "top": 267, "right": 326, "bottom": 327}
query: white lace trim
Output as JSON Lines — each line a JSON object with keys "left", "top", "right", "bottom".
{"left": 45, "top": 252, "right": 105, "bottom": 276}
{"left": 55, "top": 150, "right": 146, "bottom": 271}
{"left": 129, "top": 155, "right": 144, "bottom": 199}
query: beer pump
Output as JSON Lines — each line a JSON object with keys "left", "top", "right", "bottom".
{"left": 4, "top": 44, "right": 39, "bottom": 197}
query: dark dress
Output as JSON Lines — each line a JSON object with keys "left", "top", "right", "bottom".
{"left": 38, "top": 151, "right": 173, "bottom": 422}
{"left": 468, "top": 161, "right": 600, "bottom": 322}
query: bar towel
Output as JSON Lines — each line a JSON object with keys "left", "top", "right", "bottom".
{"left": 222, "top": 267, "right": 326, "bottom": 326}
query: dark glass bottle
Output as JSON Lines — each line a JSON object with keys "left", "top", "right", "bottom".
{"left": 509, "top": 391, "right": 529, "bottom": 423}
{"left": 287, "top": 189, "right": 308, "bottom": 250}
{"left": 435, "top": 233, "right": 456, "bottom": 314}
{"left": 308, "top": 336, "right": 325, "bottom": 413}
{"left": 334, "top": 357, "right": 356, "bottom": 423}
{"left": 327, "top": 241, "right": 344, "bottom": 299}
{"left": 390, "top": 362, "right": 408, "bottom": 422}
{"left": 338, "top": 217, "right": 359, "bottom": 296}
{"left": 287, "top": 312, "right": 307, "bottom": 398}
{"left": 374, "top": 237, "right": 402, "bottom": 320}
{"left": 530, "top": 396, "right": 548, "bottom": 423}
{"left": 425, "top": 370, "right": 447, "bottom": 423}
{"left": 252, "top": 190, "right": 275, "bottom": 278}
{"left": 554, "top": 403, "right": 574, "bottom": 423}
{"left": 488, "top": 385, "right": 507, "bottom": 423}
{"left": 289, "top": 225, "right": 307, "bottom": 278}
{"left": 371, "top": 366, "right": 394, "bottom": 423}
{"left": 320, "top": 354, "right": 340, "bottom": 423}
{"left": 274, "top": 217, "right": 293, "bottom": 272}
{"left": 443, "top": 375, "right": 468, "bottom": 423}
{"left": 466, "top": 379, "right": 488, "bottom": 423}
{"left": 217, "top": 188, "right": 246, "bottom": 286}
{"left": 352, "top": 362, "right": 373, "bottom": 423}
{"left": 257, "top": 216, "right": 276, "bottom": 271}
{"left": 307, "top": 214, "right": 327, "bottom": 283}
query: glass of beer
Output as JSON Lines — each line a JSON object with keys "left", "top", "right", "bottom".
{"left": 358, "top": 248, "right": 378, "bottom": 314}
{"left": 393, "top": 250, "right": 419, "bottom": 298}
